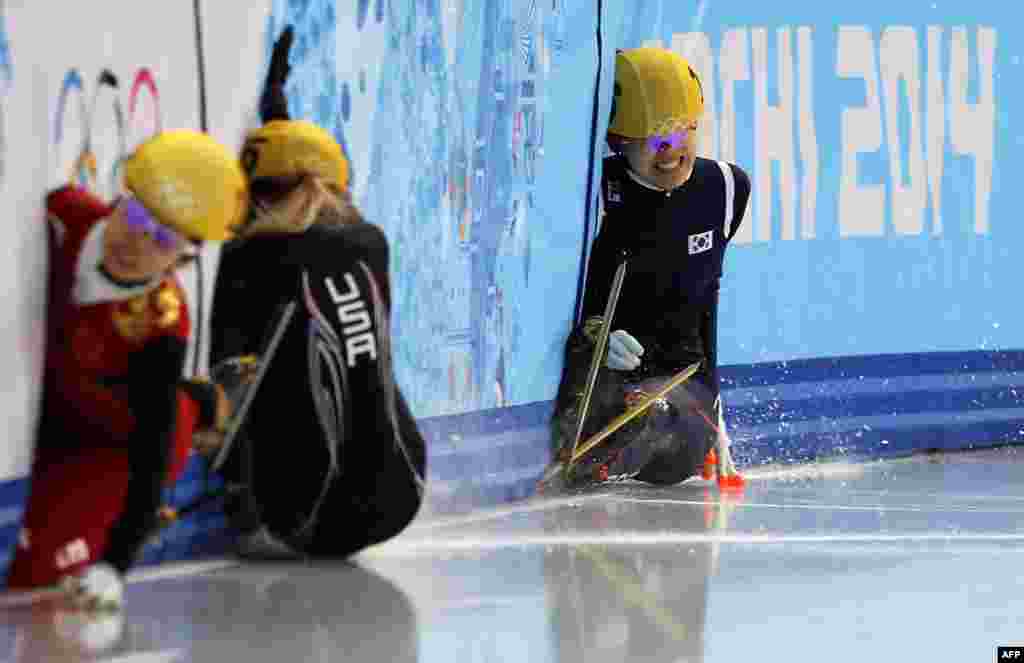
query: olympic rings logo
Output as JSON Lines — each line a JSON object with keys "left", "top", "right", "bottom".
{"left": 51, "top": 67, "right": 162, "bottom": 201}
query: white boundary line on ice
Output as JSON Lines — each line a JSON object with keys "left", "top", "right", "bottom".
{"left": 814, "top": 486, "right": 1024, "bottom": 504}
{"left": 406, "top": 493, "right": 614, "bottom": 532}
{"left": 367, "top": 532, "right": 1024, "bottom": 556}
{"left": 601, "top": 496, "right": 1024, "bottom": 514}
{"left": 0, "top": 559, "right": 239, "bottom": 608}
{"left": 100, "top": 652, "right": 185, "bottom": 663}
{"left": 406, "top": 460, "right": 874, "bottom": 533}
{"left": 739, "top": 461, "right": 870, "bottom": 481}
{"left": 126, "top": 558, "right": 237, "bottom": 584}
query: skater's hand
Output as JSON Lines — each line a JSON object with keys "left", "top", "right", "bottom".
{"left": 51, "top": 607, "right": 125, "bottom": 654}
{"left": 212, "top": 382, "right": 232, "bottom": 432}
{"left": 193, "top": 429, "right": 226, "bottom": 457}
{"left": 606, "top": 330, "right": 644, "bottom": 371}
{"left": 190, "top": 382, "right": 232, "bottom": 457}
{"left": 156, "top": 505, "right": 178, "bottom": 526}
{"left": 267, "top": 26, "right": 294, "bottom": 87}
{"left": 191, "top": 384, "right": 230, "bottom": 457}
{"left": 260, "top": 26, "right": 295, "bottom": 123}
{"left": 60, "top": 563, "right": 123, "bottom": 612}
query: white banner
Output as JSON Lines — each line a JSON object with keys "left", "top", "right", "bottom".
{"left": 1, "top": 1, "right": 201, "bottom": 481}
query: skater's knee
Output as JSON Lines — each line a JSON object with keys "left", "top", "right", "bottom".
{"left": 634, "top": 447, "right": 701, "bottom": 485}
{"left": 368, "top": 486, "right": 424, "bottom": 545}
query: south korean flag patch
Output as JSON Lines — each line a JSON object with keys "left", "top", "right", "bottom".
{"left": 688, "top": 230, "right": 714, "bottom": 255}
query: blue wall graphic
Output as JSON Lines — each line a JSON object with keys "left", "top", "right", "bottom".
{"left": 265, "top": 0, "right": 591, "bottom": 422}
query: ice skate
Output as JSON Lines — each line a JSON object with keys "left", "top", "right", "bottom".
{"left": 59, "top": 563, "right": 123, "bottom": 612}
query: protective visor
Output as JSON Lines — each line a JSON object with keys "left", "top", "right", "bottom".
{"left": 121, "top": 196, "right": 188, "bottom": 251}
{"left": 645, "top": 127, "right": 692, "bottom": 154}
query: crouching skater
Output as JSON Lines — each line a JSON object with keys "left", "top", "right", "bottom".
{"left": 543, "top": 48, "right": 750, "bottom": 492}
{"left": 203, "top": 27, "right": 427, "bottom": 560}
{"left": 6, "top": 130, "right": 248, "bottom": 609}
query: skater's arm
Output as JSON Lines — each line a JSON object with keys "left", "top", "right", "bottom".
{"left": 52, "top": 353, "right": 139, "bottom": 442}
{"left": 700, "top": 283, "right": 743, "bottom": 479}
{"left": 208, "top": 243, "right": 259, "bottom": 365}
{"left": 101, "top": 334, "right": 187, "bottom": 573}
{"left": 723, "top": 163, "right": 751, "bottom": 243}
{"left": 177, "top": 379, "right": 222, "bottom": 431}
{"left": 102, "top": 327, "right": 229, "bottom": 574}
{"left": 259, "top": 26, "right": 294, "bottom": 123}
{"left": 45, "top": 186, "right": 111, "bottom": 238}
{"left": 699, "top": 285, "right": 722, "bottom": 411}
{"left": 104, "top": 343, "right": 229, "bottom": 573}
{"left": 579, "top": 226, "right": 621, "bottom": 324}
{"left": 711, "top": 162, "right": 750, "bottom": 418}
{"left": 45, "top": 189, "right": 141, "bottom": 442}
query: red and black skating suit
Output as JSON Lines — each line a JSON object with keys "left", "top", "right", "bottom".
{"left": 6, "top": 186, "right": 220, "bottom": 588}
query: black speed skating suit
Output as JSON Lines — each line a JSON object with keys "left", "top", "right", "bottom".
{"left": 553, "top": 154, "right": 751, "bottom": 485}
{"left": 210, "top": 220, "right": 427, "bottom": 557}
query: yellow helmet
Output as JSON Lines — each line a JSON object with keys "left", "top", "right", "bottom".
{"left": 123, "top": 130, "right": 249, "bottom": 242}
{"left": 608, "top": 48, "right": 705, "bottom": 140}
{"left": 241, "top": 120, "right": 350, "bottom": 192}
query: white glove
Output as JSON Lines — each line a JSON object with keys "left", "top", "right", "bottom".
{"left": 60, "top": 562, "right": 124, "bottom": 611}
{"left": 52, "top": 608, "right": 125, "bottom": 654}
{"left": 606, "top": 330, "right": 644, "bottom": 371}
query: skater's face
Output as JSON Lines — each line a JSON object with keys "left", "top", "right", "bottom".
{"left": 617, "top": 119, "right": 700, "bottom": 191}
{"left": 102, "top": 197, "right": 191, "bottom": 282}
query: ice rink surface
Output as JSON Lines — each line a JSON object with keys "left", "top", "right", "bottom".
{"left": 4, "top": 447, "right": 1024, "bottom": 662}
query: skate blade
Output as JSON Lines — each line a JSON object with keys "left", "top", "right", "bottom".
{"left": 536, "top": 461, "right": 569, "bottom": 494}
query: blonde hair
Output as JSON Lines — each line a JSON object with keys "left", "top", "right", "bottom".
{"left": 245, "top": 174, "right": 363, "bottom": 236}
{"left": 313, "top": 181, "right": 365, "bottom": 228}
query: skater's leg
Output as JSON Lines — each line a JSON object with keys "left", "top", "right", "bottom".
{"left": 7, "top": 448, "right": 129, "bottom": 590}
{"left": 632, "top": 437, "right": 704, "bottom": 485}
{"left": 299, "top": 389, "right": 425, "bottom": 557}
{"left": 633, "top": 376, "right": 715, "bottom": 486}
